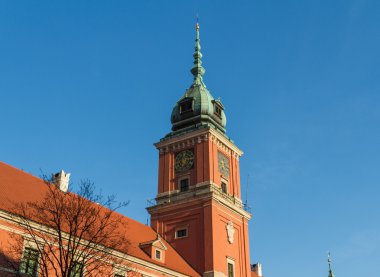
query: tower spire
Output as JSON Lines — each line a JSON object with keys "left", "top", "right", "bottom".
{"left": 328, "top": 252, "right": 335, "bottom": 277}
{"left": 190, "top": 17, "right": 206, "bottom": 86}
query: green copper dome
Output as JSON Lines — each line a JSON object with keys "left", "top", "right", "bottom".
{"left": 170, "top": 22, "right": 227, "bottom": 135}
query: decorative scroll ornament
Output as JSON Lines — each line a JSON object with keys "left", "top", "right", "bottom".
{"left": 226, "top": 221, "right": 235, "bottom": 244}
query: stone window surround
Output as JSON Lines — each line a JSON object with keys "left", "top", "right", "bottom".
{"left": 221, "top": 176, "right": 229, "bottom": 194}
{"left": 113, "top": 264, "right": 127, "bottom": 277}
{"left": 175, "top": 225, "right": 189, "bottom": 239}
{"left": 226, "top": 256, "right": 235, "bottom": 277}
{"left": 177, "top": 175, "right": 191, "bottom": 192}
{"left": 70, "top": 261, "right": 84, "bottom": 277}
{"left": 20, "top": 245, "right": 39, "bottom": 276}
{"left": 154, "top": 249, "right": 162, "bottom": 261}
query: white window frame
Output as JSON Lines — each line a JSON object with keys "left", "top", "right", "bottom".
{"left": 113, "top": 269, "right": 126, "bottom": 277}
{"left": 113, "top": 264, "right": 129, "bottom": 277}
{"left": 226, "top": 257, "right": 235, "bottom": 277}
{"left": 69, "top": 252, "right": 86, "bottom": 277}
{"left": 20, "top": 239, "right": 42, "bottom": 276}
{"left": 154, "top": 249, "right": 162, "bottom": 261}
{"left": 20, "top": 246, "right": 40, "bottom": 276}
{"left": 70, "top": 261, "right": 84, "bottom": 277}
{"left": 175, "top": 226, "right": 189, "bottom": 239}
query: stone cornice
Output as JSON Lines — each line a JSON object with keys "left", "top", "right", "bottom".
{"left": 147, "top": 182, "right": 252, "bottom": 220}
{"left": 154, "top": 128, "right": 243, "bottom": 158}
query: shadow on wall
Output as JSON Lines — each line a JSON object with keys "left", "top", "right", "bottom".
{"left": 0, "top": 249, "right": 21, "bottom": 277}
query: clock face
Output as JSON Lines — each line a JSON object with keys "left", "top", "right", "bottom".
{"left": 218, "top": 152, "right": 230, "bottom": 177}
{"left": 175, "top": 150, "right": 194, "bottom": 173}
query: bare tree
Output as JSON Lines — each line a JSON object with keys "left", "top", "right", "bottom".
{"left": 2, "top": 177, "right": 134, "bottom": 277}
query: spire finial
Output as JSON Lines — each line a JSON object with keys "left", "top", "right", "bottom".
{"left": 190, "top": 16, "right": 206, "bottom": 86}
{"left": 327, "top": 252, "right": 335, "bottom": 277}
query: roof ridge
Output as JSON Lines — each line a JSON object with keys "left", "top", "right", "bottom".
{"left": 0, "top": 161, "right": 45, "bottom": 183}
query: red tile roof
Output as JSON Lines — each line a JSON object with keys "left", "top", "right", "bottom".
{"left": 0, "top": 161, "right": 200, "bottom": 277}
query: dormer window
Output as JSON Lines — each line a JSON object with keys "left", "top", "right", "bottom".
{"left": 212, "top": 99, "right": 224, "bottom": 118}
{"left": 215, "top": 105, "right": 222, "bottom": 117}
{"left": 139, "top": 236, "right": 167, "bottom": 263}
{"left": 179, "top": 98, "right": 193, "bottom": 114}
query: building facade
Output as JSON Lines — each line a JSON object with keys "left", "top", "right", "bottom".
{"left": 0, "top": 23, "right": 262, "bottom": 277}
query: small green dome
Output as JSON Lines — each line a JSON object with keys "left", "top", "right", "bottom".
{"left": 171, "top": 83, "right": 227, "bottom": 133}
{"left": 170, "top": 22, "right": 227, "bottom": 135}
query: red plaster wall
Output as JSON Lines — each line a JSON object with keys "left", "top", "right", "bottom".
{"left": 157, "top": 136, "right": 242, "bottom": 198}
{"left": 209, "top": 202, "right": 251, "bottom": 276}
{"left": 151, "top": 203, "right": 205, "bottom": 272}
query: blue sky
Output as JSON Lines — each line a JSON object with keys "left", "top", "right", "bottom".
{"left": 1, "top": 1, "right": 379, "bottom": 276}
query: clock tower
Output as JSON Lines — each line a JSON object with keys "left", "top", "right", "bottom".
{"left": 147, "top": 23, "right": 252, "bottom": 277}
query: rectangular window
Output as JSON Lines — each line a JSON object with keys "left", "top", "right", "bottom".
{"left": 155, "top": 250, "right": 161, "bottom": 260}
{"left": 221, "top": 182, "right": 227, "bottom": 194}
{"left": 20, "top": 248, "right": 39, "bottom": 277}
{"left": 180, "top": 178, "right": 189, "bottom": 192}
{"left": 228, "top": 262, "right": 234, "bottom": 277}
{"left": 176, "top": 228, "right": 188, "bottom": 238}
{"left": 70, "top": 262, "right": 84, "bottom": 277}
